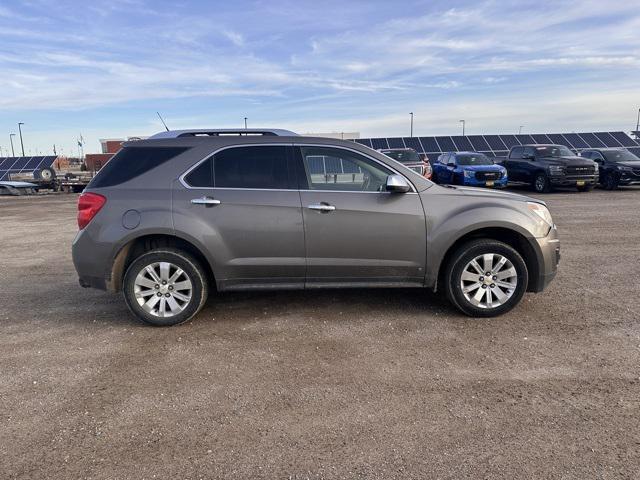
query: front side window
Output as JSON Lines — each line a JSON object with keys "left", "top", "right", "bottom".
{"left": 300, "top": 146, "right": 393, "bottom": 192}
{"left": 214, "top": 146, "right": 290, "bottom": 189}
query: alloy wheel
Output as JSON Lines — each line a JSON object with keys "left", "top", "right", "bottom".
{"left": 133, "top": 262, "right": 193, "bottom": 317}
{"left": 460, "top": 253, "right": 518, "bottom": 309}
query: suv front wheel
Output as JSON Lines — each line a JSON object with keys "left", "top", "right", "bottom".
{"left": 445, "top": 239, "right": 528, "bottom": 317}
{"left": 123, "top": 248, "right": 209, "bottom": 326}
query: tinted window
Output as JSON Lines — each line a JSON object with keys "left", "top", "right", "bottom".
{"left": 300, "top": 146, "right": 393, "bottom": 192}
{"left": 509, "top": 147, "right": 523, "bottom": 159}
{"left": 88, "top": 147, "right": 189, "bottom": 188}
{"left": 214, "top": 146, "right": 290, "bottom": 189}
{"left": 603, "top": 149, "right": 640, "bottom": 162}
{"left": 184, "top": 158, "right": 213, "bottom": 187}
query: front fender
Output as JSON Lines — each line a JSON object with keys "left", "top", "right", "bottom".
{"left": 421, "top": 195, "right": 547, "bottom": 288}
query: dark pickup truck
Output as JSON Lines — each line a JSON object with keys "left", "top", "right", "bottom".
{"left": 496, "top": 144, "right": 598, "bottom": 193}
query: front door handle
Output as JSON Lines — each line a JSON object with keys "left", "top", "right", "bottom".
{"left": 308, "top": 203, "right": 336, "bottom": 212}
{"left": 191, "top": 196, "right": 221, "bottom": 206}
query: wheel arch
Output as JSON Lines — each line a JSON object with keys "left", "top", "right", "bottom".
{"left": 107, "top": 233, "right": 216, "bottom": 293}
{"left": 434, "top": 226, "right": 541, "bottom": 293}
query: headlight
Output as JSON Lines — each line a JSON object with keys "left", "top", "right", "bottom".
{"left": 548, "top": 165, "right": 564, "bottom": 175}
{"left": 593, "top": 163, "right": 599, "bottom": 173}
{"left": 463, "top": 170, "right": 474, "bottom": 178}
{"left": 527, "top": 202, "right": 554, "bottom": 227}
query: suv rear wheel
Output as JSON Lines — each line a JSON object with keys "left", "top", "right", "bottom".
{"left": 445, "top": 239, "right": 528, "bottom": 317}
{"left": 123, "top": 248, "right": 208, "bottom": 326}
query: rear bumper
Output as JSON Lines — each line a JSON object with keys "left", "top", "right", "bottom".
{"left": 529, "top": 225, "right": 560, "bottom": 293}
{"left": 72, "top": 228, "right": 112, "bottom": 291}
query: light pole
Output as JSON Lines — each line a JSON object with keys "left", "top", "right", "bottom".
{"left": 18, "top": 122, "right": 25, "bottom": 156}
{"left": 9, "top": 133, "right": 16, "bottom": 156}
{"left": 635, "top": 108, "right": 639, "bottom": 135}
{"left": 459, "top": 120, "right": 466, "bottom": 136}
{"left": 409, "top": 112, "right": 414, "bottom": 137}
{"left": 244, "top": 117, "right": 248, "bottom": 129}
{"left": 518, "top": 125, "right": 524, "bottom": 135}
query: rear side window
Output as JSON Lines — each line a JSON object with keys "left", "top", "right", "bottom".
{"left": 88, "top": 147, "right": 189, "bottom": 188}
{"left": 509, "top": 147, "right": 523, "bottom": 159}
{"left": 214, "top": 146, "right": 290, "bottom": 189}
{"left": 184, "top": 159, "right": 213, "bottom": 187}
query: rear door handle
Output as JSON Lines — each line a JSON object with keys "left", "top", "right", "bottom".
{"left": 191, "top": 196, "right": 221, "bottom": 206}
{"left": 308, "top": 204, "right": 336, "bottom": 212}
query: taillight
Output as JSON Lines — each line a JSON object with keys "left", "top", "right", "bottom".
{"left": 77, "top": 192, "right": 106, "bottom": 229}
{"left": 423, "top": 162, "right": 432, "bottom": 179}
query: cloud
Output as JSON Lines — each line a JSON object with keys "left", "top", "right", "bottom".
{"left": 0, "top": 0, "right": 639, "bottom": 155}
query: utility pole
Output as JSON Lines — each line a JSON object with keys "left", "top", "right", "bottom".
{"left": 459, "top": 119, "right": 466, "bottom": 136}
{"left": 9, "top": 133, "right": 16, "bottom": 156}
{"left": 409, "top": 112, "right": 414, "bottom": 137}
{"left": 18, "top": 122, "right": 25, "bottom": 156}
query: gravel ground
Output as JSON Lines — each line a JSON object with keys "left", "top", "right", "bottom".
{"left": 1, "top": 188, "right": 639, "bottom": 479}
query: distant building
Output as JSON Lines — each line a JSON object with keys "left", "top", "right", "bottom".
{"left": 302, "top": 132, "right": 360, "bottom": 140}
{"left": 85, "top": 136, "right": 145, "bottom": 171}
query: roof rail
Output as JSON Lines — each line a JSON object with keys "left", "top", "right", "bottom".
{"left": 148, "top": 128, "right": 298, "bottom": 139}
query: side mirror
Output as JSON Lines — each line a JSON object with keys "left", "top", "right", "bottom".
{"left": 385, "top": 174, "right": 411, "bottom": 193}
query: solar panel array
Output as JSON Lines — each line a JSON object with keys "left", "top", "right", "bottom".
{"left": 0, "top": 156, "right": 57, "bottom": 181}
{"left": 353, "top": 131, "right": 640, "bottom": 161}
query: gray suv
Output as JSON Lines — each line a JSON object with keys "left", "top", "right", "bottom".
{"left": 72, "top": 129, "right": 560, "bottom": 326}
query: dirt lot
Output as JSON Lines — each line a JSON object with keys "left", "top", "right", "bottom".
{"left": 1, "top": 188, "right": 639, "bottom": 479}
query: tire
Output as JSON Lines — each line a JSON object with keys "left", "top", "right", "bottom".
{"left": 533, "top": 172, "right": 552, "bottom": 193}
{"left": 123, "top": 248, "right": 209, "bottom": 326}
{"left": 444, "top": 239, "right": 529, "bottom": 317}
{"left": 34, "top": 167, "right": 56, "bottom": 181}
{"left": 577, "top": 184, "right": 593, "bottom": 192}
{"left": 602, "top": 172, "right": 618, "bottom": 190}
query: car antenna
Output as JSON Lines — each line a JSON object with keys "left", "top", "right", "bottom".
{"left": 156, "top": 112, "right": 170, "bottom": 131}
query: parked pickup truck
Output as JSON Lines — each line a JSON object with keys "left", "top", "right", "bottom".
{"left": 496, "top": 144, "right": 598, "bottom": 193}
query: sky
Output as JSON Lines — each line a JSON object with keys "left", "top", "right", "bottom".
{"left": 0, "top": 0, "right": 639, "bottom": 156}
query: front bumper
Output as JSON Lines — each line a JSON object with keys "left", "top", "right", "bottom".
{"left": 529, "top": 225, "right": 560, "bottom": 293}
{"left": 549, "top": 175, "right": 598, "bottom": 186}
{"left": 619, "top": 172, "right": 640, "bottom": 185}
{"left": 462, "top": 177, "right": 508, "bottom": 188}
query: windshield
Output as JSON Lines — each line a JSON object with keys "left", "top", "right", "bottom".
{"left": 536, "top": 145, "right": 574, "bottom": 158}
{"left": 603, "top": 150, "right": 640, "bottom": 163}
{"left": 382, "top": 149, "right": 420, "bottom": 164}
{"left": 457, "top": 154, "right": 493, "bottom": 166}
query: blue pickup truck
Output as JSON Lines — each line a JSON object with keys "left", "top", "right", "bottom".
{"left": 432, "top": 152, "right": 508, "bottom": 188}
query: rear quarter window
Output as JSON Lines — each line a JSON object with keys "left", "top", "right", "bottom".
{"left": 88, "top": 146, "right": 189, "bottom": 188}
